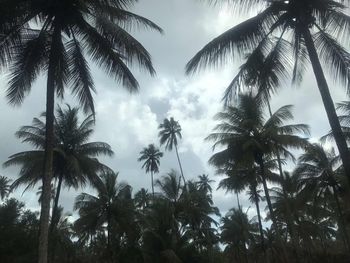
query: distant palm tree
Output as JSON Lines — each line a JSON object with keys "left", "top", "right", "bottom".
{"left": 156, "top": 170, "right": 182, "bottom": 204}
{"left": 197, "top": 174, "right": 214, "bottom": 194}
{"left": 0, "top": 1, "right": 162, "bottom": 261}
{"left": 138, "top": 144, "right": 163, "bottom": 196}
{"left": 186, "top": 0, "right": 350, "bottom": 183}
{"left": 4, "top": 105, "right": 113, "bottom": 236}
{"left": 74, "top": 172, "right": 134, "bottom": 260}
{"left": 0, "top": 176, "right": 11, "bottom": 200}
{"left": 159, "top": 117, "right": 186, "bottom": 185}
{"left": 134, "top": 188, "right": 151, "bottom": 210}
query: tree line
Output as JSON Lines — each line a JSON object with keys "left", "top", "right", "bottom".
{"left": 1, "top": 0, "right": 350, "bottom": 262}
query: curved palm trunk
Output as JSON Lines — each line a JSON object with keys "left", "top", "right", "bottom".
{"left": 252, "top": 184, "right": 267, "bottom": 261}
{"left": 174, "top": 144, "right": 186, "bottom": 186}
{"left": 151, "top": 171, "right": 155, "bottom": 197}
{"left": 302, "top": 27, "right": 350, "bottom": 182}
{"left": 258, "top": 157, "right": 289, "bottom": 263}
{"left": 38, "top": 46, "right": 57, "bottom": 263}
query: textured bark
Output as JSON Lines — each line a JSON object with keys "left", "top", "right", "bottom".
{"left": 303, "top": 27, "right": 350, "bottom": 182}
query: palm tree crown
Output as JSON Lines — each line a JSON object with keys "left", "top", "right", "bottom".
{"left": 138, "top": 144, "right": 163, "bottom": 196}
{"left": 4, "top": 105, "right": 113, "bottom": 192}
{"left": 138, "top": 144, "right": 163, "bottom": 174}
{"left": 187, "top": 0, "right": 350, "bottom": 184}
{"left": 158, "top": 117, "right": 186, "bottom": 184}
{"left": 0, "top": 176, "right": 11, "bottom": 200}
{"left": 159, "top": 117, "right": 182, "bottom": 151}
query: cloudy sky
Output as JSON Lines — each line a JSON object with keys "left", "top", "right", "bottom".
{"left": 0, "top": 0, "right": 347, "bottom": 219}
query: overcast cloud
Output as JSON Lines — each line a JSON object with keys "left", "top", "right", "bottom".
{"left": 0, "top": 0, "right": 348, "bottom": 219}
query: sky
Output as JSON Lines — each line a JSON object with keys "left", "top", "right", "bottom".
{"left": 0, "top": 0, "right": 348, "bottom": 220}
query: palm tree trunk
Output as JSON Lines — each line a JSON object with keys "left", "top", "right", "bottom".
{"left": 252, "top": 184, "right": 267, "bottom": 261}
{"left": 302, "top": 27, "right": 350, "bottom": 182}
{"left": 151, "top": 171, "right": 154, "bottom": 197}
{"left": 174, "top": 144, "right": 186, "bottom": 185}
{"left": 332, "top": 185, "right": 350, "bottom": 251}
{"left": 48, "top": 173, "right": 63, "bottom": 263}
{"left": 236, "top": 191, "right": 241, "bottom": 210}
{"left": 38, "top": 45, "right": 56, "bottom": 263}
{"left": 49, "top": 173, "right": 63, "bottom": 235}
{"left": 107, "top": 208, "right": 112, "bottom": 262}
{"left": 258, "top": 157, "right": 289, "bottom": 263}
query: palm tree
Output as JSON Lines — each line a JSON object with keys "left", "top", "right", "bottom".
{"left": 138, "top": 144, "right": 163, "bottom": 196}
{"left": 156, "top": 170, "right": 182, "bottom": 204}
{"left": 295, "top": 143, "right": 350, "bottom": 250}
{"left": 74, "top": 172, "right": 134, "bottom": 261}
{"left": 134, "top": 188, "right": 151, "bottom": 210}
{"left": 221, "top": 208, "right": 259, "bottom": 263}
{"left": 4, "top": 105, "right": 113, "bottom": 238}
{"left": 197, "top": 174, "right": 214, "bottom": 195}
{"left": 186, "top": 0, "right": 350, "bottom": 183}
{"left": 159, "top": 117, "right": 186, "bottom": 185}
{"left": 0, "top": 1, "right": 162, "bottom": 261}
{"left": 207, "top": 93, "right": 309, "bottom": 261}
{"left": 0, "top": 176, "right": 11, "bottom": 200}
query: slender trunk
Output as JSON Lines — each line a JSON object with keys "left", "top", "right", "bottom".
{"left": 258, "top": 157, "right": 289, "bottom": 263}
{"left": 302, "top": 27, "right": 350, "bottom": 182}
{"left": 49, "top": 173, "right": 63, "bottom": 235}
{"left": 48, "top": 173, "right": 63, "bottom": 263}
{"left": 236, "top": 192, "right": 241, "bottom": 210}
{"left": 332, "top": 185, "right": 350, "bottom": 251}
{"left": 107, "top": 208, "right": 112, "bottom": 262}
{"left": 174, "top": 144, "right": 186, "bottom": 186}
{"left": 252, "top": 184, "right": 267, "bottom": 262}
{"left": 151, "top": 171, "right": 154, "bottom": 197}
{"left": 38, "top": 47, "right": 56, "bottom": 263}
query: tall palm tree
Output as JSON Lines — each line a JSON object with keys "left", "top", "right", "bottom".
{"left": 4, "top": 105, "right": 113, "bottom": 238}
{"left": 159, "top": 117, "right": 186, "bottom": 185}
{"left": 0, "top": 1, "right": 162, "bottom": 262}
{"left": 207, "top": 93, "right": 309, "bottom": 261}
{"left": 138, "top": 144, "right": 163, "bottom": 196}
{"left": 74, "top": 172, "right": 134, "bottom": 261}
{"left": 295, "top": 143, "right": 350, "bottom": 250}
{"left": 186, "top": 0, "right": 350, "bottom": 182}
{"left": 0, "top": 176, "right": 11, "bottom": 200}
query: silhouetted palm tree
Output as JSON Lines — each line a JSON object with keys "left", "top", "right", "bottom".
{"left": 0, "top": 176, "right": 11, "bottom": 200}
{"left": 4, "top": 105, "right": 113, "bottom": 238}
{"left": 207, "top": 93, "right": 309, "bottom": 260}
{"left": 74, "top": 172, "right": 134, "bottom": 261}
{"left": 159, "top": 117, "right": 186, "bottom": 185}
{"left": 221, "top": 208, "right": 259, "bottom": 263}
{"left": 1, "top": 1, "right": 162, "bottom": 261}
{"left": 138, "top": 144, "right": 163, "bottom": 196}
{"left": 186, "top": 0, "right": 350, "bottom": 183}
{"left": 295, "top": 143, "right": 350, "bottom": 250}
